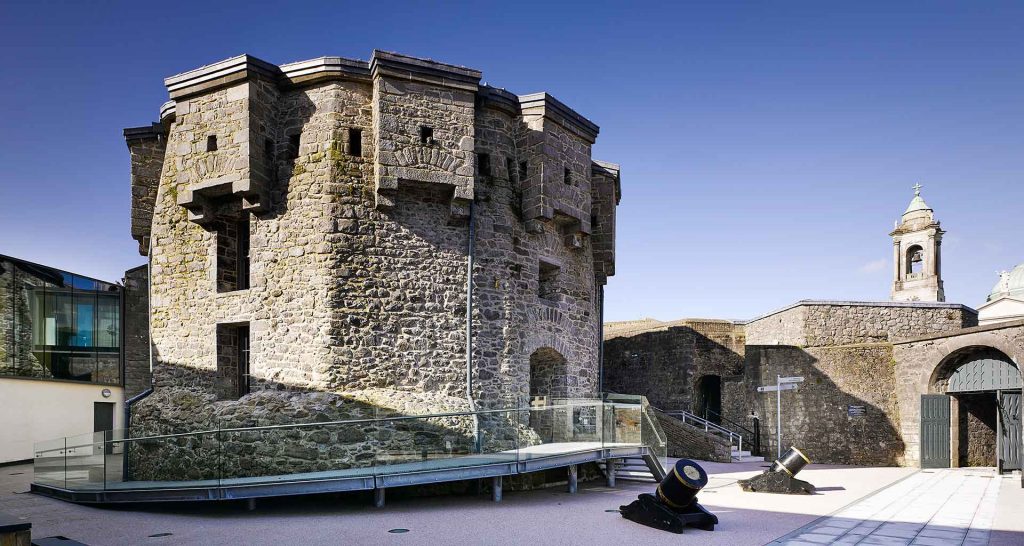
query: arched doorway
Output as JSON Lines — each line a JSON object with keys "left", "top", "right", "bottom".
{"left": 694, "top": 375, "right": 722, "bottom": 424}
{"left": 922, "top": 346, "right": 1022, "bottom": 471}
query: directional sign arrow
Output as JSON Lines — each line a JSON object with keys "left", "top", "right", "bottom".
{"left": 778, "top": 376, "right": 805, "bottom": 384}
{"left": 758, "top": 384, "right": 799, "bottom": 393}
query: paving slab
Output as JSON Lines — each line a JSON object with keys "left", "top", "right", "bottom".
{"left": 4, "top": 459, "right": 1018, "bottom": 546}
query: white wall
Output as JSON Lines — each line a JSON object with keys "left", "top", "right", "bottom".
{"left": 0, "top": 379, "right": 123, "bottom": 464}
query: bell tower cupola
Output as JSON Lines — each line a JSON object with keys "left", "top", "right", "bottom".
{"left": 890, "top": 184, "right": 945, "bottom": 302}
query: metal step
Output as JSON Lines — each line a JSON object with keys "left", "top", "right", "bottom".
{"left": 596, "top": 455, "right": 665, "bottom": 483}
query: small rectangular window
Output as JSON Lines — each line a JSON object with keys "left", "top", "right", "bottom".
{"left": 506, "top": 157, "right": 515, "bottom": 181}
{"left": 564, "top": 167, "right": 572, "bottom": 185}
{"left": 206, "top": 135, "right": 218, "bottom": 152}
{"left": 348, "top": 128, "right": 362, "bottom": 157}
{"left": 539, "top": 261, "right": 561, "bottom": 303}
{"left": 264, "top": 138, "right": 275, "bottom": 163}
{"left": 420, "top": 126, "right": 434, "bottom": 144}
{"left": 237, "top": 218, "right": 250, "bottom": 291}
{"left": 478, "top": 153, "right": 491, "bottom": 176}
{"left": 519, "top": 161, "right": 528, "bottom": 180}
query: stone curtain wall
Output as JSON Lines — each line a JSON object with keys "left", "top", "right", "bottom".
{"left": 122, "top": 265, "right": 151, "bottom": 398}
{"left": 746, "top": 301, "right": 977, "bottom": 347}
{"left": 745, "top": 344, "right": 905, "bottom": 466}
{"left": 602, "top": 320, "right": 746, "bottom": 422}
{"left": 125, "top": 127, "right": 166, "bottom": 255}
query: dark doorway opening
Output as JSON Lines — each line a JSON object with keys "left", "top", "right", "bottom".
{"left": 695, "top": 375, "right": 722, "bottom": 424}
{"left": 954, "top": 392, "right": 997, "bottom": 467}
{"left": 94, "top": 401, "right": 115, "bottom": 455}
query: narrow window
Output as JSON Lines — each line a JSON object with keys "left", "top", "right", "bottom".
{"left": 216, "top": 218, "right": 250, "bottom": 292}
{"left": 478, "top": 153, "right": 491, "bottom": 176}
{"left": 420, "top": 126, "right": 434, "bottom": 144}
{"left": 237, "top": 217, "right": 250, "bottom": 290}
{"left": 206, "top": 135, "right": 218, "bottom": 152}
{"left": 348, "top": 128, "right": 362, "bottom": 157}
{"left": 216, "top": 323, "right": 250, "bottom": 399}
{"left": 564, "top": 167, "right": 572, "bottom": 185}
{"left": 519, "top": 161, "right": 528, "bottom": 180}
{"left": 287, "top": 133, "right": 301, "bottom": 161}
{"left": 506, "top": 157, "right": 515, "bottom": 181}
{"left": 538, "top": 260, "right": 561, "bottom": 303}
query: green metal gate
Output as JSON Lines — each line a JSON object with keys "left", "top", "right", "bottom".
{"left": 920, "top": 394, "right": 950, "bottom": 469}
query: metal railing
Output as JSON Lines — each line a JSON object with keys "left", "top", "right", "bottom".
{"left": 655, "top": 407, "right": 744, "bottom": 454}
{"left": 701, "top": 408, "right": 761, "bottom": 456}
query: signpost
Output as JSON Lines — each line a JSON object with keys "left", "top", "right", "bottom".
{"left": 757, "top": 375, "right": 804, "bottom": 459}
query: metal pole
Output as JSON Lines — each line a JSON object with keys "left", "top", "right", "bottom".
{"left": 776, "top": 374, "right": 782, "bottom": 460}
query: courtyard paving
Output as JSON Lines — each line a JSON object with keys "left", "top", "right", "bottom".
{"left": 1, "top": 460, "right": 1022, "bottom": 545}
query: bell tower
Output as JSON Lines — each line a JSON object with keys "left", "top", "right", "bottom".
{"left": 890, "top": 184, "right": 944, "bottom": 302}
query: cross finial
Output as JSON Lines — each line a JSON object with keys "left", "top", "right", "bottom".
{"left": 913, "top": 183, "right": 922, "bottom": 196}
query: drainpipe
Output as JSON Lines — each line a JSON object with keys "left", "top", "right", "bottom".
{"left": 598, "top": 285, "right": 604, "bottom": 398}
{"left": 466, "top": 200, "right": 480, "bottom": 452}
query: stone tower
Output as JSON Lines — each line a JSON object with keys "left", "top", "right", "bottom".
{"left": 890, "top": 184, "right": 944, "bottom": 302}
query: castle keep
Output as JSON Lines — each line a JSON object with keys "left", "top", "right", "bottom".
{"left": 123, "top": 51, "right": 621, "bottom": 445}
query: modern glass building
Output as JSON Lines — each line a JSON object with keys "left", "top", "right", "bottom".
{"left": 0, "top": 254, "right": 122, "bottom": 384}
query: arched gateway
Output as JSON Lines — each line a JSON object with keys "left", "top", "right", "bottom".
{"left": 921, "top": 346, "right": 1022, "bottom": 470}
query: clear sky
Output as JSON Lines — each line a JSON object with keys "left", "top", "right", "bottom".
{"left": 1, "top": 1, "right": 1021, "bottom": 322}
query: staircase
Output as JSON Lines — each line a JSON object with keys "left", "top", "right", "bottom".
{"left": 659, "top": 409, "right": 765, "bottom": 463}
{"left": 597, "top": 453, "right": 667, "bottom": 483}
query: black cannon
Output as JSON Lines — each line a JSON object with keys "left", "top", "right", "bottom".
{"left": 619, "top": 459, "right": 718, "bottom": 533}
{"left": 739, "top": 446, "right": 815, "bottom": 494}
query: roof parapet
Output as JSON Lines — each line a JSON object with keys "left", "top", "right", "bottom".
{"left": 164, "top": 54, "right": 280, "bottom": 100}
{"left": 279, "top": 56, "right": 371, "bottom": 86}
{"left": 519, "top": 92, "right": 600, "bottom": 144}
{"left": 369, "top": 50, "right": 481, "bottom": 91}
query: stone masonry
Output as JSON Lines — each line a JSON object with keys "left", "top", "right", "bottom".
{"left": 604, "top": 301, "right": 982, "bottom": 465}
{"left": 123, "top": 51, "right": 621, "bottom": 478}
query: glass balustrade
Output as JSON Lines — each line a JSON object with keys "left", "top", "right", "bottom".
{"left": 33, "top": 395, "right": 664, "bottom": 494}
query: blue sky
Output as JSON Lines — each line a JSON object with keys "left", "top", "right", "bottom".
{"left": 1, "top": 1, "right": 1021, "bottom": 322}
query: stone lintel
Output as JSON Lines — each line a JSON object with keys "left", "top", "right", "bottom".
{"left": 519, "top": 92, "right": 600, "bottom": 144}
{"left": 369, "top": 50, "right": 481, "bottom": 92}
{"left": 279, "top": 56, "right": 371, "bottom": 87}
{"left": 164, "top": 54, "right": 280, "bottom": 100}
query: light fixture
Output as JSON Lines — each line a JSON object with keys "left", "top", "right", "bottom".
{"left": 101, "top": 389, "right": 112, "bottom": 398}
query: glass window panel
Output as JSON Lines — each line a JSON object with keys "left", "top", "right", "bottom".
{"left": 53, "top": 292, "right": 74, "bottom": 347}
{"left": 95, "top": 295, "right": 119, "bottom": 348}
{"left": 73, "top": 292, "right": 96, "bottom": 348}
{"left": 97, "top": 353, "right": 119, "bottom": 385}
{"left": 0, "top": 259, "right": 12, "bottom": 371}
{"left": 68, "top": 354, "right": 95, "bottom": 382}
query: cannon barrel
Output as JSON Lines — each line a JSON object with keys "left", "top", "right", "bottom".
{"left": 769, "top": 446, "right": 810, "bottom": 477}
{"left": 655, "top": 459, "right": 709, "bottom": 510}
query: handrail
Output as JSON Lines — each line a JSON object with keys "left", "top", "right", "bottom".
{"left": 702, "top": 407, "right": 756, "bottom": 437}
{"left": 36, "top": 399, "right": 641, "bottom": 451}
{"left": 652, "top": 406, "right": 744, "bottom": 453}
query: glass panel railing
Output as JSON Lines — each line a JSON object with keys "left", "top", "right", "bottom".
{"left": 33, "top": 436, "right": 66, "bottom": 488}
{"left": 219, "top": 419, "right": 378, "bottom": 485}
{"left": 62, "top": 431, "right": 107, "bottom": 491}
{"left": 113, "top": 429, "right": 221, "bottom": 489}
{"left": 32, "top": 395, "right": 669, "bottom": 494}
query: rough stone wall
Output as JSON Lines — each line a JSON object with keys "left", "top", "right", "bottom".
{"left": 746, "top": 302, "right": 977, "bottom": 347}
{"left": 745, "top": 344, "right": 904, "bottom": 466}
{"left": 125, "top": 129, "right": 166, "bottom": 255}
{"left": 653, "top": 412, "right": 732, "bottom": 462}
{"left": 602, "top": 320, "right": 746, "bottom": 423}
{"left": 122, "top": 265, "right": 151, "bottom": 398}
{"left": 892, "top": 321, "right": 1024, "bottom": 466}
